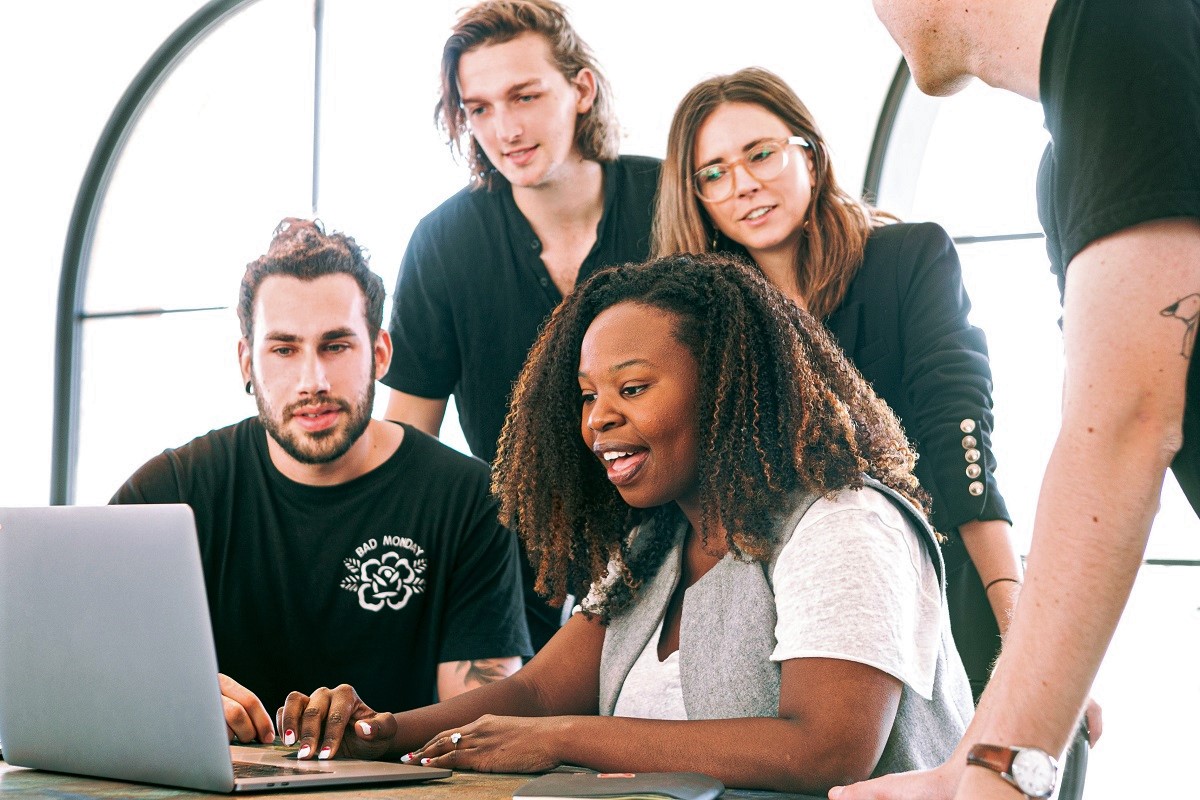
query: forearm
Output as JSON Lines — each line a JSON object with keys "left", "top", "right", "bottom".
{"left": 383, "top": 671, "right": 560, "bottom": 757}
{"left": 956, "top": 518, "right": 1021, "bottom": 637}
{"left": 436, "top": 657, "right": 523, "bottom": 699}
{"left": 383, "top": 390, "right": 446, "bottom": 436}
{"left": 552, "top": 715, "right": 880, "bottom": 793}
{"left": 964, "top": 221, "right": 1197, "bottom": 774}
{"left": 965, "top": 415, "right": 1172, "bottom": 760}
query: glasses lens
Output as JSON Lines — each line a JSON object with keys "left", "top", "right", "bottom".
{"left": 692, "top": 140, "right": 793, "bottom": 201}
{"left": 744, "top": 141, "right": 788, "bottom": 182}
{"left": 694, "top": 165, "right": 730, "bottom": 201}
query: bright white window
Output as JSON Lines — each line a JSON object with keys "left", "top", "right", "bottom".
{"left": 70, "top": 0, "right": 899, "bottom": 500}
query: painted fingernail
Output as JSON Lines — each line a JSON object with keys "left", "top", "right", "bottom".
{"left": 318, "top": 747, "right": 332, "bottom": 760}
{"left": 297, "top": 745, "right": 311, "bottom": 759}
{"left": 420, "top": 758, "right": 432, "bottom": 766}
{"left": 400, "top": 752, "right": 414, "bottom": 764}
{"left": 284, "top": 730, "right": 296, "bottom": 746}
{"left": 357, "top": 721, "right": 372, "bottom": 736}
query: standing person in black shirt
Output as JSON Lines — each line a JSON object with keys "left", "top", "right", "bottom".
{"left": 381, "top": 0, "right": 660, "bottom": 650}
{"left": 835, "top": 1, "right": 1200, "bottom": 800}
{"left": 112, "top": 218, "right": 531, "bottom": 754}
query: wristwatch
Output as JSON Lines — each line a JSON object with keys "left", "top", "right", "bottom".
{"left": 967, "top": 744, "right": 1058, "bottom": 799}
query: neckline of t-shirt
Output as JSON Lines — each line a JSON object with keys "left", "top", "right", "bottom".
{"left": 251, "top": 418, "right": 418, "bottom": 498}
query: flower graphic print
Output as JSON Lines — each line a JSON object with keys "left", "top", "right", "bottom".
{"left": 341, "top": 549, "right": 427, "bottom": 612}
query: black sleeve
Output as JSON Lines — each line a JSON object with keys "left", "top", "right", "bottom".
{"left": 380, "top": 219, "right": 462, "bottom": 399}
{"left": 895, "top": 223, "right": 1011, "bottom": 530}
{"left": 110, "top": 451, "right": 186, "bottom": 505}
{"left": 436, "top": 494, "right": 533, "bottom": 663}
{"left": 1041, "top": 0, "right": 1200, "bottom": 273}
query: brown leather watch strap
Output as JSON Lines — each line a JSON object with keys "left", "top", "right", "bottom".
{"left": 967, "top": 743, "right": 1016, "bottom": 777}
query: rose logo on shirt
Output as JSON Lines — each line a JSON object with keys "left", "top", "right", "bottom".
{"left": 341, "top": 535, "right": 427, "bottom": 612}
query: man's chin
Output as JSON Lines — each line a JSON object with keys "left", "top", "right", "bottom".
{"left": 272, "top": 428, "right": 356, "bottom": 465}
{"left": 286, "top": 444, "right": 353, "bottom": 466}
{"left": 907, "top": 60, "right": 975, "bottom": 97}
{"left": 496, "top": 161, "right": 551, "bottom": 190}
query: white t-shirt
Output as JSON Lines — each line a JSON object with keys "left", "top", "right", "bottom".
{"left": 610, "top": 486, "right": 941, "bottom": 718}
{"left": 612, "top": 618, "right": 688, "bottom": 719}
{"left": 770, "top": 487, "right": 941, "bottom": 699}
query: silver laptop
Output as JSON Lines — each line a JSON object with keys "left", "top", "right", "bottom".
{"left": 0, "top": 504, "right": 451, "bottom": 792}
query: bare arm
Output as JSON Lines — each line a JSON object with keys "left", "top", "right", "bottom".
{"left": 410, "top": 655, "right": 901, "bottom": 794}
{"left": 829, "top": 219, "right": 1200, "bottom": 800}
{"left": 435, "top": 657, "right": 522, "bottom": 699}
{"left": 288, "top": 610, "right": 902, "bottom": 791}
{"left": 282, "top": 612, "right": 606, "bottom": 760}
{"left": 559, "top": 657, "right": 899, "bottom": 792}
{"left": 384, "top": 389, "right": 447, "bottom": 438}
{"left": 952, "top": 218, "right": 1200, "bottom": 798}
{"left": 956, "top": 518, "right": 1021, "bottom": 636}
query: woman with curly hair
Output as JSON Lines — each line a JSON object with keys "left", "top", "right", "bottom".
{"left": 655, "top": 67, "right": 1021, "bottom": 700}
{"left": 279, "top": 253, "right": 973, "bottom": 793}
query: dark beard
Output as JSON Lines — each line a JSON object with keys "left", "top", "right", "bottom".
{"left": 255, "top": 380, "right": 375, "bottom": 465}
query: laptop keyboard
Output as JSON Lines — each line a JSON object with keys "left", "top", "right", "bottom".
{"left": 233, "top": 760, "right": 331, "bottom": 778}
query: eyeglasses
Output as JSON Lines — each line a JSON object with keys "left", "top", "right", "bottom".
{"left": 692, "top": 136, "right": 810, "bottom": 202}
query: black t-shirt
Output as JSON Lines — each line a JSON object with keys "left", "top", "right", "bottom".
{"left": 111, "top": 420, "right": 532, "bottom": 713}
{"left": 1037, "top": 0, "right": 1200, "bottom": 512}
{"left": 382, "top": 155, "right": 661, "bottom": 465}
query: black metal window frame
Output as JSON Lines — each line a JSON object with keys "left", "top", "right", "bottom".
{"left": 51, "top": 0, "right": 325, "bottom": 504}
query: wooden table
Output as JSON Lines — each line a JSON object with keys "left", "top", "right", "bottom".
{"left": 0, "top": 759, "right": 824, "bottom": 799}
{"left": 0, "top": 759, "right": 532, "bottom": 798}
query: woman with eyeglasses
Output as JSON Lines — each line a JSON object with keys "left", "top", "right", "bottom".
{"left": 654, "top": 67, "right": 1019, "bottom": 703}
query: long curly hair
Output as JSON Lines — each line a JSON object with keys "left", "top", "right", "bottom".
{"left": 652, "top": 67, "right": 896, "bottom": 319}
{"left": 492, "top": 252, "right": 926, "bottom": 619}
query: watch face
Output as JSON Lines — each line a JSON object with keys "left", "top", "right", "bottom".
{"left": 1011, "top": 748, "right": 1057, "bottom": 798}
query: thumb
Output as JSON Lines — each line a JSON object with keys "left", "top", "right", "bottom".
{"left": 352, "top": 711, "right": 396, "bottom": 741}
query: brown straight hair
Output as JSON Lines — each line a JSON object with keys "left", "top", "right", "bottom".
{"left": 437, "top": 0, "right": 619, "bottom": 189}
{"left": 652, "top": 67, "right": 895, "bottom": 320}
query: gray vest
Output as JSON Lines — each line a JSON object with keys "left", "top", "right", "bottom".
{"left": 598, "top": 479, "right": 975, "bottom": 776}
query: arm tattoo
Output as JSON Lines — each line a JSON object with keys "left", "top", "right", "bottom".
{"left": 1160, "top": 293, "right": 1200, "bottom": 358}
{"left": 454, "top": 657, "right": 516, "bottom": 689}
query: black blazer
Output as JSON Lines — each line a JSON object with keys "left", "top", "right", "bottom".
{"left": 825, "top": 222, "right": 1009, "bottom": 532}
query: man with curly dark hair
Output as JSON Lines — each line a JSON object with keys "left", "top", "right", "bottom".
{"left": 278, "top": 253, "right": 973, "bottom": 793}
{"left": 112, "top": 218, "right": 531, "bottom": 751}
